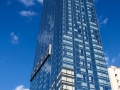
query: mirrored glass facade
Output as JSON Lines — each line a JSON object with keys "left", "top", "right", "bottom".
{"left": 30, "top": 0, "right": 111, "bottom": 90}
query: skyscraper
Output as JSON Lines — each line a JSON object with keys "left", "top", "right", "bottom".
{"left": 30, "top": 0, "right": 111, "bottom": 90}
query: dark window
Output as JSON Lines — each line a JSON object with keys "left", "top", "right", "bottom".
{"left": 78, "top": 29, "right": 81, "bottom": 34}
{"left": 91, "top": 76, "right": 93, "bottom": 83}
{"left": 118, "top": 85, "right": 120, "bottom": 89}
{"left": 83, "top": 75, "right": 86, "bottom": 81}
{"left": 81, "top": 49, "right": 84, "bottom": 55}
{"left": 117, "top": 79, "right": 119, "bottom": 83}
{"left": 83, "top": 62, "right": 85, "bottom": 66}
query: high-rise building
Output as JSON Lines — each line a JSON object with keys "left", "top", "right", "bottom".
{"left": 108, "top": 66, "right": 120, "bottom": 90}
{"left": 30, "top": 0, "right": 111, "bottom": 90}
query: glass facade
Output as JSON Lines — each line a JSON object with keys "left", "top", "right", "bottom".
{"left": 30, "top": 0, "right": 111, "bottom": 90}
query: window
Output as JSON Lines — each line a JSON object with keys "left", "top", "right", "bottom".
{"left": 87, "top": 57, "right": 91, "bottom": 61}
{"left": 117, "top": 79, "right": 119, "bottom": 83}
{"left": 83, "top": 75, "right": 86, "bottom": 81}
{"left": 63, "top": 57, "right": 73, "bottom": 63}
{"left": 118, "top": 85, "right": 120, "bottom": 89}
{"left": 86, "top": 52, "right": 90, "bottom": 56}
{"left": 62, "top": 84, "right": 74, "bottom": 90}
{"left": 67, "top": 85, "right": 72, "bottom": 90}
{"left": 100, "top": 86, "right": 104, "bottom": 90}
{"left": 81, "top": 68, "right": 86, "bottom": 72}
{"left": 82, "top": 82, "right": 87, "bottom": 87}
{"left": 88, "top": 70, "right": 93, "bottom": 74}
{"left": 63, "top": 84, "right": 66, "bottom": 89}
{"left": 67, "top": 77, "right": 73, "bottom": 82}
{"left": 98, "top": 79, "right": 107, "bottom": 84}
{"left": 87, "top": 63, "right": 91, "bottom": 68}
{"left": 62, "top": 76, "right": 74, "bottom": 83}
{"left": 90, "top": 84, "right": 94, "bottom": 88}
{"left": 80, "top": 61, "right": 85, "bottom": 66}
{"left": 81, "top": 49, "right": 84, "bottom": 55}
{"left": 67, "top": 70, "right": 71, "bottom": 75}
{"left": 63, "top": 63, "right": 73, "bottom": 69}
{"left": 77, "top": 74, "right": 82, "bottom": 78}
{"left": 66, "top": 52, "right": 73, "bottom": 56}
{"left": 80, "top": 56, "right": 84, "bottom": 59}
{"left": 89, "top": 76, "right": 94, "bottom": 83}
{"left": 115, "top": 74, "right": 117, "bottom": 77}
{"left": 86, "top": 46, "right": 90, "bottom": 50}
{"left": 62, "top": 76, "right": 66, "bottom": 81}
{"left": 62, "top": 69, "right": 74, "bottom": 76}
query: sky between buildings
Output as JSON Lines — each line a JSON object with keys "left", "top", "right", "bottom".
{"left": 0, "top": 0, "right": 120, "bottom": 90}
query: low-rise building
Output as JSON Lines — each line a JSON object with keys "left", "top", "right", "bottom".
{"left": 108, "top": 66, "right": 120, "bottom": 90}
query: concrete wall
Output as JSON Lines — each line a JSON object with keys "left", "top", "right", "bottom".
{"left": 108, "top": 66, "right": 120, "bottom": 90}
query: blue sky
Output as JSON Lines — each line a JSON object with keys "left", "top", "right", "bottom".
{"left": 0, "top": 0, "right": 120, "bottom": 90}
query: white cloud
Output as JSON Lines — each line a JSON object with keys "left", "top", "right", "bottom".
{"left": 37, "top": 14, "right": 54, "bottom": 46}
{"left": 101, "top": 18, "right": 108, "bottom": 25}
{"left": 43, "top": 62, "right": 51, "bottom": 74}
{"left": 20, "top": 10, "right": 37, "bottom": 17}
{"left": 105, "top": 52, "right": 120, "bottom": 66}
{"left": 98, "top": 16, "right": 108, "bottom": 26}
{"left": 15, "top": 85, "right": 29, "bottom": 90}
{"left": 37, "top": 0, "right": 43, "bottom": 3}
{"left": 105, "top": 56, "right": 109, "bottom": 66}
{"left": 111, "top": 54, "right": 120, "bottom": 64}
{"left": 47, "top": 15, "right": 54, "bottom": 30}
{"left": 112, "top": 58, "right": 115, "bottom": 63}
{"left": 7, "top": 0, "right": 12, "bottom": 5}
{"left": 98, "top": 16, "right": 102, "bottom": 21}
{"left": 11, "top": 32, "right": 19, "bottom": 44}
{"left": 19, "top": 0, "right": 35, "bottom": 7}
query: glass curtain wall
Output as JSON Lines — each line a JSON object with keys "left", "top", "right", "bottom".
{"left": 30, "top": 0, "right": 111, "bottom": 90}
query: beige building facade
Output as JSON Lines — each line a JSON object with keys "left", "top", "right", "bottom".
{"left": 108, "top": 66, "right": 120, "bottom": 90}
